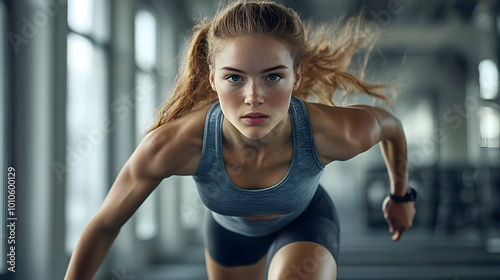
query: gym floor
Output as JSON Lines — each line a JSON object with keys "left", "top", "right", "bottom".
{"left": 132, "top": 222, "right": 500, "bottom": 279}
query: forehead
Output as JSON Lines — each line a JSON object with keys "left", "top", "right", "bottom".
{"left": 213, "top": 35, "right": 294, "bottom": 70}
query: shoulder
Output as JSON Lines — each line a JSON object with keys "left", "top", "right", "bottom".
{"left": 129, "top": 104, "right": 213, "bottom": 179}
{"left": 303, "top": 101, "right": 381, "bottom": 163}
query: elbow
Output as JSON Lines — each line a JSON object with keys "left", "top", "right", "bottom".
{"left": 380, "top": 111, "right": 405, "bottom": 141}
{"left": 382, "top": 119, "right": 406, "bottom": 146}
{"left": 88, "top": 213, "right": 121, "bottom": 237}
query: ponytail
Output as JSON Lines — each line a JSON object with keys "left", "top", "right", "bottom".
{"left": 294, "top": 15, "right": 389, "bottom": 106}
{"left": 148, "top": 21, "right": 217, "bottom": 132}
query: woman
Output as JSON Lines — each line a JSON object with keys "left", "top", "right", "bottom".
{"left": 64, "top": 1, "right": 416, "bottom": 279}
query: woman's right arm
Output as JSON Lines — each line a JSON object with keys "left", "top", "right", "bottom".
{"left": 63, "top": 107, "right": 207, "bottom": 280}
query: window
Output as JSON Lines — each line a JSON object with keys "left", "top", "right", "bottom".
{"left": 399, "top": 96, "right": 438, "bottom": 166}
{"left": 479, "top": 106, "right": 500, "bottom": 148}
{"left": 479, "top": 59, "right": 499, "bottom": 100}
{"left": 478, "top": 59, "right": 500, "bottom": 148}
{"left": 134, "top": 9, "right": 159, "bottom": 240}
{"left": 65, "top": 0, "right": 110, "bottom": 253}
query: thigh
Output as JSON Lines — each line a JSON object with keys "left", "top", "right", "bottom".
{"left": 204, "top": 211, "right": 273, "bottom": 280}
{"left": 266, "top": 186, "right": 340, "bottom": 279}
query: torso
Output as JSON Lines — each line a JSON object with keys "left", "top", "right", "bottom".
{"left": 222, "top": 135, "right": 293, "bottom": 220}
{"left": 222, "top": 140, "right": 293, "bottom": 190}
{"left": 221, "top": 102, "right": 333, "bottom": 220}
{"left": 166, "top": 100, "right": 334, "bottom": 221}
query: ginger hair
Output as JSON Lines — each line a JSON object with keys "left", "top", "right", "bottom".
{"left": 148, "top": 0, "right": 388, "bottom": 132}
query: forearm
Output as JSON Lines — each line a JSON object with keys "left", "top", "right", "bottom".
{"left": 352, "top": 105, "right": 409, "bottom": 194}
{"left": 379, "top": 119, "right": 408, "bottom": 196}
{"left": 64, "top": 218, "right": 120, "bottom": 280}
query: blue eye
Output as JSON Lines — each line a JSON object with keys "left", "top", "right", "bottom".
{"left": 227, "top": 75, "right": 241, "bottom": 82}
{"left": 267, "top": 74, "right": 282, "bottom": 81}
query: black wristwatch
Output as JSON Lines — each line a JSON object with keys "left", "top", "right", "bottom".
{"left": 390, "top": 187, "right": 417, "bottom": 203}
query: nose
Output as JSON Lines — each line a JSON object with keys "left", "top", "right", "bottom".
{"left": 244, "top": 82, "right": 264, "bottom": 106}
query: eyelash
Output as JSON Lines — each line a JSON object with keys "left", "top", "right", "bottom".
{"left": 267, "top": 74, "right": 282, "bottom": 81}
{"left": 225, "top": 74, "right": 283, "bottom": 82}
{"left": 227, "top": 75, "right": 242, "bottom": 82}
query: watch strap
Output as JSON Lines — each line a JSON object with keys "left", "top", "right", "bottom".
{"left": 390, "top": 187, "right": 417, "bottom": 203}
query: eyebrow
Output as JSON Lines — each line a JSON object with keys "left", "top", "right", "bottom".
{"left": 219, "top": 65, "right": 288, "bottom": 74}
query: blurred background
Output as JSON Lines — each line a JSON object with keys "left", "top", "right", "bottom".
{"left": 2, "top": 0, "right": 500, "bottom": 279}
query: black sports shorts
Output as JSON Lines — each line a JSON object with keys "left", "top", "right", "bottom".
{"left": 204, "top": 185, "right": 340, "bottom": 270}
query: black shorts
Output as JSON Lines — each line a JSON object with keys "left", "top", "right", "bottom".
{"left": 204, "top": 185, "right": 340, "bottom": 269}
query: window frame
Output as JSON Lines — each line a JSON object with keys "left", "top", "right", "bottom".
{"left": 133, "top": 3, "right": 161, "bottom": 241}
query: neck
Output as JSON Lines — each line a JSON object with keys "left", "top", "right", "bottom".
{"left": 222, "top": 114, "right": 292, "bottom": 155}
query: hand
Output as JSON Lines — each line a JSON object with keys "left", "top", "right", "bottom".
{"left": 382, "top": 196, "right": 416, "bottom": 241}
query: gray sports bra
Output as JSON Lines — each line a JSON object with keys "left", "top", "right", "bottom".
{"left": 193, "top": 96, "right": 325, "bottom": 236}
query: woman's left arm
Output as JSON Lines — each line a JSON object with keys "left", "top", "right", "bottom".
{"left": 351, "top": 105, "right": 416, "bottom": 241}
{"left": 307, "top": 103, "right": 416, "bottom": 241}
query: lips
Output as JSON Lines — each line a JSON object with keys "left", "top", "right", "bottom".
{"left": 241, "top": 112, "right": 269, "bottom": 125}
{"left": 242, "top": 112, "right": 268, "bottom": 118}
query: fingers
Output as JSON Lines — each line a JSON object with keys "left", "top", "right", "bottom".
{"left": 385, "top": 215, "right": 393, "bottom": 230}
{"left": 392, "top": 231, "right": 400, "bottom": 241}
{"left": 388, "top": 218, "right": 409, "bottom": 241}
{"left": 383, "top": 199, "right": 416, "bottom": 241}
{"left": 391, "top": 228, "right": 406, "bottom": 241}
{"left": 386, "top": 215, "right": 408, "bottom": 241}
{"left": 383, "top": 197, "right": 394, "bottom": 233}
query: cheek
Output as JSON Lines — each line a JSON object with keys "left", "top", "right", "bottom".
{"left": 268, "top": 86, "right": 293, "bottom": 104}
{"left": 265, "top": 93, "right": 291, "bottom": 117}
{"left": 268, "top": 93, "right": 288, "bottom": 104}
{"left": 218, "top": 91, "right": 240, "bottom": 105}
{"left": 218, "top": 94, "right": 240, "bottom": 116}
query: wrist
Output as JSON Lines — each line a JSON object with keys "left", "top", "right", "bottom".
{"left": 390, "top": 187, "right": 417, "bottom": 203}
{"left": 390, "top": 179, "right": 409, "bottom": 197}
{"left": 391, "top": 188, "right": 408, "bottom": 197}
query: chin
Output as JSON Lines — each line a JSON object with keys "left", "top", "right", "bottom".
{"left": 241, "top": 128, "right": 272, "bottom": 140}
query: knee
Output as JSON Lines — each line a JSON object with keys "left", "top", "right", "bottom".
{"left": 271, "top": 257, "right": 334, "bottom": 280}
{"left": 267, "top": 242, "right": 337, "bottom": 280}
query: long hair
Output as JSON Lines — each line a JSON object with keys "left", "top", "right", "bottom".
{"left": 148, "top": 0, "right": 389, "bottom": 132}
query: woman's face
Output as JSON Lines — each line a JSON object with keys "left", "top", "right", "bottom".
{"left": 210, "top": 35, "right": 301, "bottom": 140}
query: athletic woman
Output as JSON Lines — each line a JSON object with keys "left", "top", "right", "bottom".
{"left": 64, "top": 1, "right": 416, "bottom": 279}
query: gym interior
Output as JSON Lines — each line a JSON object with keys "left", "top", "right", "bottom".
{"left": 2, "top": 0, "right": 500, "bottom": 279}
